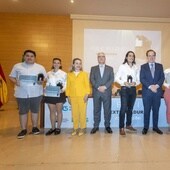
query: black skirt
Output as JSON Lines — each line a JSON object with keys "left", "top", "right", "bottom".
{"left": 43, "top": 92, "right": 66, "bottom": 104}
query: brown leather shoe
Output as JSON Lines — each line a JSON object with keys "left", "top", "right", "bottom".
{"left": 120, "top": 128, "right": 126, "bottom": 136}
{"left": 126, "top": 125, "right": 137, "bottom": 132}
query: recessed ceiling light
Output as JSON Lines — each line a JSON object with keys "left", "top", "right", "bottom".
{"left": 70, "top": 0, "right": 74, "bottom": 3}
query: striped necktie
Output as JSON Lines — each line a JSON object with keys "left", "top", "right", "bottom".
{"left": 150, "top": 63, "right": 155, "bottom": 78}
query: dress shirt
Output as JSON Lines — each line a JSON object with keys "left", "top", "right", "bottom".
{"left": 9, "top": 62, "right": 47, "bottom": 98}
{"left": 46, "top": 69, "right": 67, "bottom": 91}
{"left": 164, "top": 68, "right": 170, "bottom": 88}
{"left": 149, "top": 63, "right": 155, "bottom": 78}
{"left": 99, "top": 64, "right": 105, "bottom": 77}
{"left": 115, "top": 63, "right": 140, "bottom": 86}
{"left": 149, "top": 62, "right": 155, "bottom": 69}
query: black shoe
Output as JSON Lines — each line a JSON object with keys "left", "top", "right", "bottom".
{"left": 32, "top": 127, "right": 40, "bottom": 135}
{"left": 142, "top": 128, "right": 148, "bottom": 135}
{"left": 153, "top": 128, "right": 163, "bottom": 135}
{"left": 90, "top": 127, "right": 99, "bottom": 134}
{"left": 46, "top": 128, "right": 56, "bottom": 136}
{"left": 54, "top": 128, "right": 61, "bottom": 135}
{"left": 105, "top": 127, "right": 113, "bottom": 134}
{"left": 17, "top": 129, "right": 27, "bottom": 139}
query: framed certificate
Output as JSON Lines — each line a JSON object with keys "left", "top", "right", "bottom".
{"left": 44, "top": 86, "right": 61, "bottom": 97}
{"left": 19, "top": 75, "right": 37, "bottom": 85}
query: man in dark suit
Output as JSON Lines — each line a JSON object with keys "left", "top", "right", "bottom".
{"left": 90, "top": 52, "right": 114, "bottom": 134}
{"left": 140, "top": 49, "right": 165, "bottom": 135}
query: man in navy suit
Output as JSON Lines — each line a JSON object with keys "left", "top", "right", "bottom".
{"left": 140, "top": 49, "right": 165, "bottom": 135}
{"left": 90, "top": 52, "right": 114, "bottom": 134}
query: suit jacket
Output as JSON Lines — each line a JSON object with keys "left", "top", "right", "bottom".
{"left": 140, "top": 62, "right": 165, "bottom": 97}
{"left": 90, "top": 65, "right": 114, "bottom": 96}
{"left": 66, "top": 71, "right": 90, "bottom": 97}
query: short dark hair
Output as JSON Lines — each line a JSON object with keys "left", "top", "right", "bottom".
{"left": 23, "top": 50, "right": 36, "bottom": 57}
{"left": 146, "top": 49, "right": 156, "bottom": 56}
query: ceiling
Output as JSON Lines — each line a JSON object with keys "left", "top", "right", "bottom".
{"left": 0, "top": 0, "right": 170, "bottom": 18}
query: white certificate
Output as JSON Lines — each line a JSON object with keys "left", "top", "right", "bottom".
{"left": 44, "top": 86, "right": 60, "bottom": 97}
{"left": 19, "top": 75, "right": 37, "bottom": 86}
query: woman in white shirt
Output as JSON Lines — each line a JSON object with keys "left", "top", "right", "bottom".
{"left": 44, "top": 58, "right": 67, "bottom": 135}
{"left": 163, "top": 68, "right": 170, "bottom": 132}
{"left": 115, "top": 51, "right": 140, "bottom": 135}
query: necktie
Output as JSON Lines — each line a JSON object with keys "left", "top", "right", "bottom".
{"left": 150, "top": 63, "right": 155, "bottom": 78}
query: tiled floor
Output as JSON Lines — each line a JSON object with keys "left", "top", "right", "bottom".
{"left": 0, "top": 102, "right": 170, "bottom": 170}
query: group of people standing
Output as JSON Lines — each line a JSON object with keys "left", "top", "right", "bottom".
{"left": 9, "top": 49, "right": 170, "bottom": 139}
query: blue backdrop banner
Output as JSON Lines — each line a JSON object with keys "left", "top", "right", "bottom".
{"left": 44, "top": 98, "right": 167, "bottom": 128}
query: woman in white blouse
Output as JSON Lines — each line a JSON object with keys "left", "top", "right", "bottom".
{"left": 164, "top": 68, "right": 170, "bottom": 132}
{"left": 115, "top": 51, "right": 140, "bottom": 135}
{"left": 44, "top": 58, "right": 67, "bottom": 135}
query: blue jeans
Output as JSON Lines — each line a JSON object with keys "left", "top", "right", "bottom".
{"left": 119, "top": 86, "right": 136, "bottom": 128}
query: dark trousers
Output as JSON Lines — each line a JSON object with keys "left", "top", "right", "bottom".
{"left": 119, "top": 86, "right": 136, "bottom": 128}
{"left": 93, "top": 94, "right": 112, "bottom": 128}
{"left": 142, "top": 93, "right": 161, "bottom": 129}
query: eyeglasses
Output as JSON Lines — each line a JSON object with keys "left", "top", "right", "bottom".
{"left": 98, "top": 55, "right": 105, "bottom": 57}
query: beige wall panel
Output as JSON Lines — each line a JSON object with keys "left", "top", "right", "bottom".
{"left": 72, "top": 15, "right": 170, "bottom": 94}
{"left": 0, "top": 13, "right": 72, "bottom": 101}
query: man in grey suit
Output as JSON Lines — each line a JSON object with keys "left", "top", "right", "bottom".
{"left": 90, "top": 52, "right": 114, "bottom": 134}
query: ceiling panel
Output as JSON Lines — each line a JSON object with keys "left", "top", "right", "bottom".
{"left": 0, "top": 0, "right": 170, "bottom": 18}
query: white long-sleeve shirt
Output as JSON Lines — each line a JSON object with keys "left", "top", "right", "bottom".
{"left": 46, "top": 69, "right": 67, "bottom": 91}
{"left": 164, "top": 68, "right": 170, "bottom": 88}
{"left": 115, "top": 63, "right": 140, "bottom": 86}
